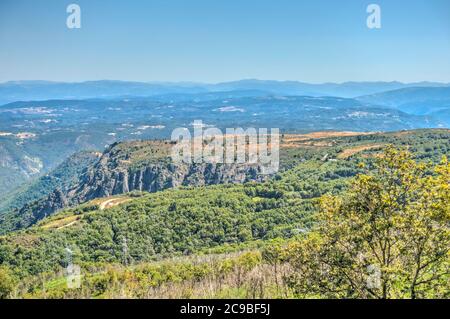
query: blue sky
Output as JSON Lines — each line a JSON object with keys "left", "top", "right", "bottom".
{"left": 1, "top": 0, "right": 449, "bottom": 83}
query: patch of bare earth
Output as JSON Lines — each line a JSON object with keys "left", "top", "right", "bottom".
{"left": 97, "top": 197, "right": 132, "bottom": 210}
{"left": 281, "top": 131, "right": 377, "bottom": 149}
{"left": 337, "top": 144, "right": 386, "bottom": 159}
{"left": 41, "top": 215, "right": 81, "bottom": 230}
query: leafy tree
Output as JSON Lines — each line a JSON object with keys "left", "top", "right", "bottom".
{"left": 0, "top": 266, "right": 16, "bottom": 299}
{"left": 287, "top": 146, "right": 449, "bottom": 298}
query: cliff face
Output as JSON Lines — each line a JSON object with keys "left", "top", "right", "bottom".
{"left": 69, "top": 161, "right": 264, "bottom": 205}
{"left": 14, "top": 140, "right": 268, "bottom": 229}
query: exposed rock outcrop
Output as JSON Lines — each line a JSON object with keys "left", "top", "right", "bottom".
{"left": 15, "top": 140, "right": 269, "bottom": 228}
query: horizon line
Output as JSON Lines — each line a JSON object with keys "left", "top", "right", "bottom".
{"left": 1, "top": 79, "right": 450, "bottom": 86}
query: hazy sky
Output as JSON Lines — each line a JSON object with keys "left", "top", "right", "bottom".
{"left": 1, "top": 0, "right": 450, "bottom": 83}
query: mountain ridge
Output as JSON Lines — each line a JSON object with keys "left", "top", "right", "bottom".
{"left": 2, "top": 79, "right": 450, "bottom": 105}
{"left": 0, "top": 139, "right": 268, "bottom": 233}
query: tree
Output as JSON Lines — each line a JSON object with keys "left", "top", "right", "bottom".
{"left": 286, "top": 146, "right": 449, "bottom": 299}
{"left": 0, "top": 266, "right": 16, "bottom": 299}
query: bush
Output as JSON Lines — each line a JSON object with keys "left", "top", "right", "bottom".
{"left": 0, "top": 266, "right": 17, "bottom": 299}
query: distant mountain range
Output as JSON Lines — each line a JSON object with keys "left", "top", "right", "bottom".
{"left": 1, "top": 79, "right": 449, "bottom": 105}
{"left": 357, "top": 86, "right": 450, "bottom": 114}
{"left": 0, "top": 79, "right": 449, "bottom": 201}
{"left": 0, "top": 92, "right": 446, "bottom": 198}
{"left": 210, "top": 80, "right": 450, "bottom": 99}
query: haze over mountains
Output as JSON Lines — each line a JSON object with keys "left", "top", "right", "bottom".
{"left": 357, "top": 86, "right": 450, "bottom": 114}
{"left": 1, "top": 79, "right": 450, "bottom": 105}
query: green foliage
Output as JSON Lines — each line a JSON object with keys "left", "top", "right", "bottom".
{"left": 285, "top": 147, "right": 450, "bottom": 299}
{"left": 20, "top": 251, "right": 265, "bottom": 299}
{"left": 0, "top": 129, "right": 449, "bottom": 298}
{"left": 0, "top": 265, "right": 17, "bottom": 299}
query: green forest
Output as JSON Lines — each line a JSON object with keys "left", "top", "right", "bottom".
{"left": 0, "top": 129, "right": 449, "bottom": 299}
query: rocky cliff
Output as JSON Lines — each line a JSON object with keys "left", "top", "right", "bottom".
{"left": 11, "top": 140, "right": 268, "bottom": 230}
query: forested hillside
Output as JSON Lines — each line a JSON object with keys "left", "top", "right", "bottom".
{"left": 0, "top": 129, "right": 448, "bottom": 299}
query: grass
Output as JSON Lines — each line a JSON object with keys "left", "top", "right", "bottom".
{"left": 40, "top": 215, "right": 81, "bottom": 230}
{"left": 337, "top": 144, "right": 386, "bottom": 159}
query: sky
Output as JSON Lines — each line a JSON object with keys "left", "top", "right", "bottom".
{"left": 0, "top": 0, "right": 450, "bottom": 83}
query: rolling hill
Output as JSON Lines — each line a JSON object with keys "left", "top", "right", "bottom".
{"left": 1, "top": 80, "right": 449, "bottom": 105}
{"left": 0, "top": 129, "right": 448, "bottom": 298}
{"left": 357, "top": 86, "right": 450, "bottom": 115}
